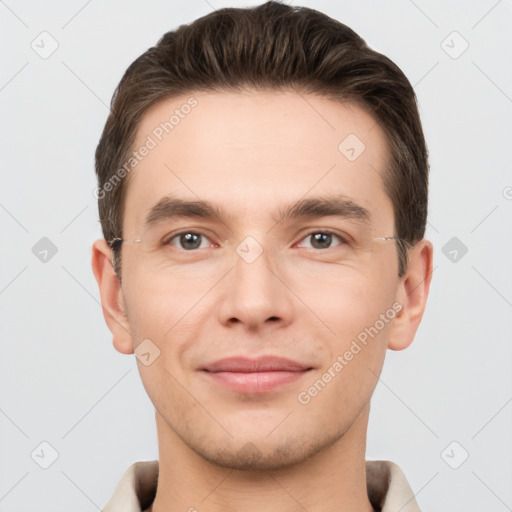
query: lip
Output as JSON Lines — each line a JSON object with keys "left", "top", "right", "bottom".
{"left": 200, "top": 356, "right": 313, "bottom": 394}
{"left": 201, "top": 355, "right": 311, "bottom": 373}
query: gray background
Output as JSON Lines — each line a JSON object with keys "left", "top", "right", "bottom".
{"left": 1, "top": 1, "right": 511, "bottom": 510}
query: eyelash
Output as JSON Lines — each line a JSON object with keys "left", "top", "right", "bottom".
{"left": 163, "top": 229, "right": 349, "bottom": 251}
{"left": 297, "top": 230, "right": 349, "bottom": 249}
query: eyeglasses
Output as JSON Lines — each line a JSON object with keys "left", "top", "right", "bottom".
{"left": 108, "top": 235, "right": 400, "bottom": 247}
{"left": 107, "top": 225, "right": 408, "bottom": 269}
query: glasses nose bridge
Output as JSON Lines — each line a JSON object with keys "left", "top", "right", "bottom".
{"left": 232, "top": 226, "right": 286, "bottom": 266}
{"left": 225, "top": 233, "right": 290, "bottom": 309}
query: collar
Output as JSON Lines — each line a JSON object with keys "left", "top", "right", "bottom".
{"left": 103, "top": 459, "right": 421, "bottom": 512}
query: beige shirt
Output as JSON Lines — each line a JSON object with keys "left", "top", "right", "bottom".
{"left": 103, "top": 459, "right": 421, "bottom": 512}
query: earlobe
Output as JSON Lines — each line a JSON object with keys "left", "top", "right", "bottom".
{"left": 91, "top": 239, "right": 134, "bottom": 355}
{"left": 387, "top": 239, "right": 434, "bottom": 351}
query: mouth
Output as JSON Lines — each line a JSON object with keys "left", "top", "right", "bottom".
{"left": 200, "top": 356, "right": 313, "bottom": 394}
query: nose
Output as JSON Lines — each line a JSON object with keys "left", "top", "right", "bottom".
{"left": 216, "top": 239, "right": 295, "bottom": 332}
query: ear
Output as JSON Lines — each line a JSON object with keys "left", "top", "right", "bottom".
{"left": 91, "top": 239, "right": 134, "bottom": 354}
{"left": 388, "top": 239, "right": 434, "bottom": 351}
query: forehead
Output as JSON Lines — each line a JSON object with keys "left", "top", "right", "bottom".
{"left": 123, "top": 89, "right": 393, "bottom": 233}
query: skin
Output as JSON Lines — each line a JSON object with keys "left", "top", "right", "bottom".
{"left": 92, "top": 89, "right": 433, "bottom": 512}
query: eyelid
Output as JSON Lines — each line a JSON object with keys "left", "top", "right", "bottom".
{"left": 294, "top": 229, "right": 349, "bottom": 249}
{"left": 162, "top": 227, "right": 351, "bottom": 250}
{"left": 163, "top": 229, "right": 218, "bottom": 248}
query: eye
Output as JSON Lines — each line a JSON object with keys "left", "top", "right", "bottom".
{"left": 166, "top": 232, "right": 213, "bottom": 250}
{"left": 297, "top": 230, "right": 347, "bottom": 250}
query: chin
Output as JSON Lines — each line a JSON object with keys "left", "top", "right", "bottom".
{"left": 185, "top": 429, "right": 341, "bottom": 471}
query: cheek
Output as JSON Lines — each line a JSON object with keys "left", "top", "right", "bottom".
{"left": 121, "top": 257, "right": 207, "bottom": 328}
{"left": 292, "top": 262, "right": 395, "bottom": 332}
{"left": 297, "top": 273, "right": 394, "bottom": 413}
{"left": 290, "top": 265, "right": 397, "bottom": 398}
{"left": 121, "top": 263, "right": 217, "bottom": 376}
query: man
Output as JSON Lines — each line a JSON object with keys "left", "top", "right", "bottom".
{"left": 92, "top": 2, "right": 433, "bottom": 511}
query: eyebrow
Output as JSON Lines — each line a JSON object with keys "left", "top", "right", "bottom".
{"left": 144, "top": 194, "right": 372, "bottom": 229}
{"left": 146, "top": 197, "right": 223, "bottom": 227}
{"left": 275, "top": 195, "right": 371, "bottom": 226}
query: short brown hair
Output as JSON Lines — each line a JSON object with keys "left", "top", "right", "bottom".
{"left": 95, "top": 0, "right": 428, "bottom": 277}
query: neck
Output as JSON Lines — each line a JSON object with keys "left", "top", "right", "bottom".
{"left": 148, "top": 403, "right": 375, "bottom": 512}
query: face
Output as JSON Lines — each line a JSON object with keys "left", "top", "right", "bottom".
{"left": 113, "top": 89, "right": 407, "bottom": 469}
